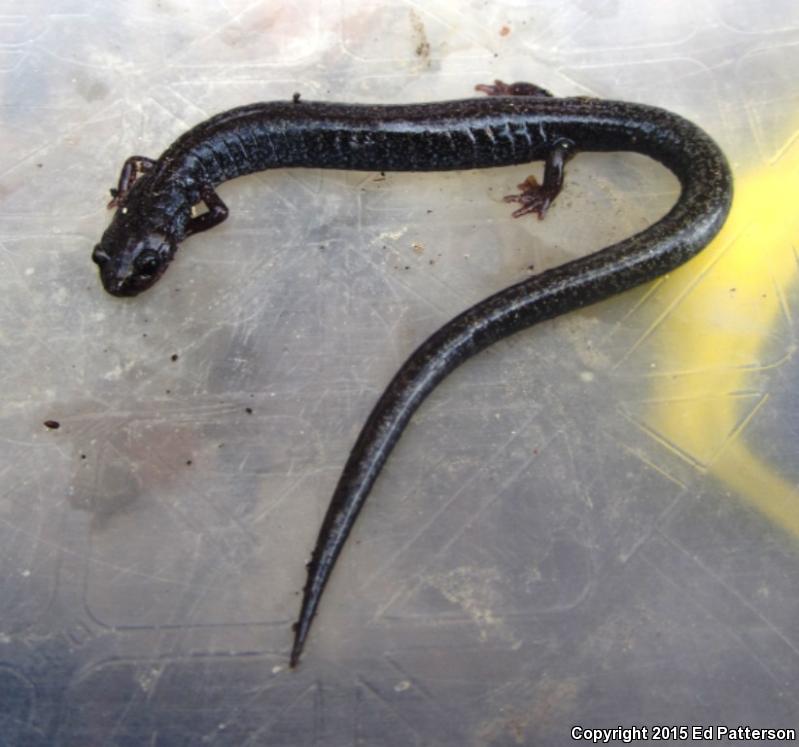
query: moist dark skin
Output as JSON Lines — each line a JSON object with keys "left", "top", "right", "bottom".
{"left": 93, "top": 81, "right": 733, "bottom": 666}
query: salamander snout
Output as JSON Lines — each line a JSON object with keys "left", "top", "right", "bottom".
{"left": 94, "top": 229, "right": 177, "bottom": 297}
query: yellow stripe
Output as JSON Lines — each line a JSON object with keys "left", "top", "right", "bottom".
{"left": 631, "top": 134, "right": 799, "bottom": 535}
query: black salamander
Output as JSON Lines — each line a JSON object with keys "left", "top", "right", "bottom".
{"left": 92, "top": 81, "right": 733, "bottom": 666}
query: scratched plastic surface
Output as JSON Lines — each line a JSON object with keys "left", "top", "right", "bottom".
{"left": 1, "top": 0, "right": 798, "bottom": 744}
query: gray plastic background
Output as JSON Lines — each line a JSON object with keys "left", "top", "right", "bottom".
{"left": 1, "top": 1, "right": 798, "bottom": 744}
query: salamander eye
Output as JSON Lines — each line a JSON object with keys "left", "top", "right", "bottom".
{"left": 92, "top": 245, "right": 109, "bottom": 266}
{"left": 134, "top": 250, "right": 161, "bottom": 276}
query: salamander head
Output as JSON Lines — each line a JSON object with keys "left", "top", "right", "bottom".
{"left": 93, "top": 219, "right": 177, "bottom": 297}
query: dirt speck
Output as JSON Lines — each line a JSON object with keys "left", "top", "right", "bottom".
{"left": 75, "top": 77, "right": 110, "bottom": 102}
{"left": 409, "top": 9, "right": 431, "bottom": 65}
{"left": 426, "top": 566, "right": 518, "bottom": 646}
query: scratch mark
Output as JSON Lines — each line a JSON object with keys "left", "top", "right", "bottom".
{"left": 618, "top": 408, "right": 707, "bottom": 471}
{"left": 614, "top": 228, "right": 741, "bottom": 368}
{"left": 617, "top": 439, "right": 687, "bottom": 490}
{"left": 658, "top": 530, "right": 799, "bottom": 659}
{"left": 645, "top": 534, "right": 799, "bottom": 682}
{"left": 369, "top": 418, "right": 568, "bottom": 619}
{"left": 713, "top": 392, "right": 769, "bottom": 460}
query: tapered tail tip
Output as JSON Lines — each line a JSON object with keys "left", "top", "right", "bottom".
{"left": 289, "top": 622, "right": 306, "bottom": 669}
{"left": 289, "top": 647, "right": 301, "bottom": 669}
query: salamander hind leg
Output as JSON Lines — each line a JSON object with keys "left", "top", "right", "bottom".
{"left": 504, "top": 139, "right": 574, "bottom": 219}
{"left": 107, "top": 156, "right": 157, "bottom": 208}
{"left": 186, "top": 184, "right": 229, "bottom": 236}
{"left": 475, "top": 79, "right": 554, "bottom": 97}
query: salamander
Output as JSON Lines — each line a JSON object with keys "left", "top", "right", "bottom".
{"left": 92, "top": 81, "right": 733, "bottom": 667}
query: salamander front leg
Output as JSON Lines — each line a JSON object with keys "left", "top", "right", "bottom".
{"left": 186, "top": 184, "right": 229, "bottom": 236}
{"left": 475, "top": 79, "right": 554, "bottom": 98}
{"left": 504, "top": 139, "right": 574, "bottom": 220}
{"left": 108, "top": 156, "right": 156, "bottom": 208}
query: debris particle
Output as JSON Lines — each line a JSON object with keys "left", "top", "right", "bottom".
{"left": 410, "top": 9, "right": 431, "bottom": 63}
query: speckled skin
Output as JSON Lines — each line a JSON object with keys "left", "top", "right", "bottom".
{"left": 91, "top": 91, "right": 733, "bottom": 667}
